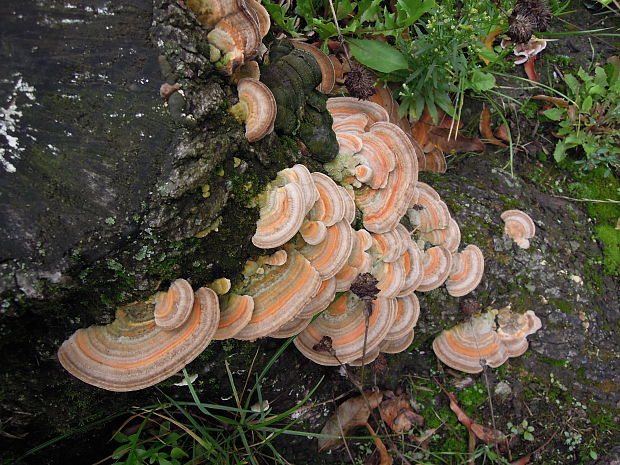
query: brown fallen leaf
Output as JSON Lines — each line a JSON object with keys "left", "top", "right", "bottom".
{"left": 411, "top": 425, "right": 442, "bottom": 449}
{"left": 531, "top": 95, "right": 569, "bottom": 107}
{"left": 428, "top": 128, "right": 485, "bottom": 153}
{"left": 480, "top": 106, "right": 508, "bottom": 148}
{"left": 364, "top": 422, "right": 393, "bottom": 465}
{"left": 523, "top": 56, "right": 538, "bottom": 82}
{"left": 495, "top": 124, "right": 510, "bottom": 142}
{"left": 318, "top": 390, "right": 383, "bottom": 451}
{"left": 379, "top": 391, "right": 424, "bottom": 434}
{"left": 615, "top": 217, "right": 620, "bottom": 231}
{"left": 434, "top": 377, "right": 505, "bottom": 444}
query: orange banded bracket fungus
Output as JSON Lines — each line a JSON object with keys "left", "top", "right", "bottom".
{"left": 432, "top": 308, "right": 542, "bottom": 373}
{"left": 234, "top": 247, "right": 321, "bottom": 340}
{"left": 153, "top": 278, "right": 195, "bottom": 329}
{"left": 445, "top": 245, "right": 485, "bottom": 297}
{"left": 294, "top": 292, "right": 396, "bottom": 365}
{"left": 251, "top": 164, "right": 317, "bottom": 249}
{"left": 501, "top": 209, "right": 536, "bottom": 249}
{"left": 57, "top": 287, "right": 220, "bottom": 391}
{"left": 229, "top": 78, "right": 276, "bottom": 142}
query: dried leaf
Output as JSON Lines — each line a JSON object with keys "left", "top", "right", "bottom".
{"left": 531, "top": 95, "right": 569, "bottom": 107}
{"left": 318, "top": 391, "right": 383, "bottom": 451}
{"left": 495, "top": 124, "right": 510, "bottom": 142}
{"left": 411, "top": 426, "right": 441, "bottom": 449}
{"left": 428, "top": 128, "right": 485, "bottom": 153}
{"left": 435, "top": 378, "right": 505, "bottom": 444}
{"left": 423, "top": 147, "right": 447, "bottom": 173}
{"left": 523, "top": 56, "right": 538, "bottom": 82}
{"left": 364, "top": 422, "right": 393, "bottom": 465}
{"left": 480, "top": 106, "right": 508, "bottom": 148}
{"left": 379, "top": 392, "right": 424, "bottom": 434}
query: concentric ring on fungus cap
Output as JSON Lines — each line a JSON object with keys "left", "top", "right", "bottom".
{"left": 234, "top": 247, "right": 321, "bottom": 341}
{"left": 154, "top": 278, "right": 195, "bottom": 330}
{"left": 294, "top": 292, "right": 396, "bottom": 366}
{"left": 384, "top": 294, "right": 420, "bottom": 341}
{"left": 417, "top": 246, "right": 453, "bottom": 292}
{"left": 57, "top": 287, "right": 220, "bottom": 391}
{"left": 445, "top": 244, "right": 484, "bottom": 297}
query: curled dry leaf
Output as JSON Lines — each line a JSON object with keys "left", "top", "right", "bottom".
{"left": 364, "top": 422, "right": 393, "bottom": 465}
{"left": 531, "top": 95, "right": 569, "bottom": 107}
{"left": 523, "top": 57, "right": 538, "bottom": 82}
{"left": 480, "top": 106, "right": 508, "bottom": 148}
{"left": 434, "top": 377, "right": 506, "bottom": 444}
{"left": 428, "top": 128, "right": 485, "bottom": 153}
{"left": 379, "top": 391, "right": 424, "bottom": 434}
{"left": 318, "top": 390, "right": 383, "bottom": 451}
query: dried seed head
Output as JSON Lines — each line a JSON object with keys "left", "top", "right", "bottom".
{"left": 344, "top": 64, "right": 376, "bottom": 100}
{"left": 313, "top": 335, "right": 334, "bottom": 352}
{"left": 350, "top": 272, "right": 380, "bottom": 301}
{"left": 509, "top": 0, "right": 552, "bottom": 43}
{"left": 507, "top": 13, "right": 535, "bottom": 44}
{"left": 459, "top": 298, "right": 480, "bottom": 317}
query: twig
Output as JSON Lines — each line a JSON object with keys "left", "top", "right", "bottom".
{"left": 550, "top": 194, "right": 620, "bottom": 204}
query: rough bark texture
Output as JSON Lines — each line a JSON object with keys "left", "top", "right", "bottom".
{"left": 0, "top": 1, "right": 618, "bottom": 464}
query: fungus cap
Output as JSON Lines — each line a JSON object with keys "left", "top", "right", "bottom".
{"left": 154, "top": 279, "right": 195, "bottom": 330}
{"left": 384, "top": 294, "right": 420, "bottom": 341}
{"left": 445, "top": 244, "right": 485, "bottom": 297}
{"left": 291, "top": 41, "right": 336, "bottom": 94}
{"left": 298, "top": 220, "right": 355, "bottom": 280}
{"left": 496, "top": 308, "right": 542, "bottom": 357}
{"left": 294, "top": 292, "right": 396, "bottom": 365}
{"left": 58, "top": 288, "right": 220, "bottom": 391}
{"left": 213, "top": 294, "right": 254, "bottom": 340}
{"left": 252, "top": 182, "right": 305, "bottom": 249}
{"left": 380, "top": 329, "right": 415, "bottom": 354}
{"left": 297, "top": 277, "right": 337, "bottom": 319}
{"left": 327, "top": 97, "right": 390, "bottom": 127}
{"left": 231, "top": 78, "right": 276, "bottom": 142}
{"left": 417, "top": 246, "right": 453, "bottom": 292}
{"left": 235, "top": 247, "right": 321, "bottom": 340}
{"left": 501, "top": 209, "right": 535, "bottom": 249}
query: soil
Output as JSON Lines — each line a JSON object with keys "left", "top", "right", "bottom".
{"left": 0, "top": 1, "right": 619, "bottom": 465}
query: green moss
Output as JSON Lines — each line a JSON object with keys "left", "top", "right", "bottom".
{"left": 538, "top": 356, "right": 570, "bottom": 368}
{"left": 565, "top": 167, "right": 620, "bottom": 276}
{"left": 547, "top": 298, "right": 577, "bottom": 315}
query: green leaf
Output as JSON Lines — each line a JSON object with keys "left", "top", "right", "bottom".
{"left": 588, "top": 84, "right": 606, "bottom": 95}
{"left": 581, "top": 95, "right": 593, "bottom": 112}
{"left": 261, "top": 2, "right": 299, "bottom": 36}
{"left": 358, "top": 0, "right": 382, "bottom": 22}
{"left": 170, "top": 448, "right": 188, "bottom": 460}
{"left": 478, "top": 47, "right": 499, "bottom": 63}
{"left": 554, "top": 141, "right": 568, "bottom": 162}
{"left": 395, "top": 0, "right": 435, "bottom": 27}
{"left": 336, "top": 0, "right": 356, "bottom": 19}
{"left": 590, "top": 451, "right": 599, "bottom": 460}
{"left": 469, "top": 70, "right": 496, "bottom": 92}
{"left": 543, "top": 108, "right": 564, "bottom": 121}
{"left": 523, "top": 431, "right": 535, "bottom": 441}
{"left": 294, "top": 0, "right": 316, "bottom": 21}
{"left": 593, "top": 66, "right": 608, "bottom": 87}
{"left": 564, "top": 74, "right": 580, "bottom": 96}
{"left": 347, "top": 38, "right": 409, "bottom": 73}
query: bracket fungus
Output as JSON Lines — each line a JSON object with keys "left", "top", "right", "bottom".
{"left": 234, "top": 247, "right": 321, "bottom": 340}
{"left": 445, "top": 245, "right": 485, "bottom": 297}
{"left": 432, "top": 308, "right": 542, "bottom": 373}
{"left": 230, "top": 78, "right": 276, "bottom": 142}
{"left": 154, "top": 278, "right": 195, "bottom": 329}
{"left": 501, "top": 209, "right": 536, "bottom": 249}
{"left": 417, "top": 246, "right": 453, "bottom": 292}
{"left": 58, "top": 287, "right": 220, "bottom": 391}
{"left": 294, "top": 292, "right": 396, "bottom": 365}
{"left": 188, "top": 0, "right": 269, "bottom": 75}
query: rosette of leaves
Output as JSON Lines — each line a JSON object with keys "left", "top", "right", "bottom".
{"left": 543, "top": 63, "right": 620, "bottom": 175}
{"left": 261, "top": 40, "right": 338, "bottom": 162}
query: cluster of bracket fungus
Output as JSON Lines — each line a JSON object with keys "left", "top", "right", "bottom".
{"left": 432, "top": 307, "right": 542, "bottom": 373}
{"left": 58, "top": 279, "right": 220, "bottom": 391}
{"left": 260, "top": 41, "right": 339, "bottom": 162}
{"left": 501, "top": 209, "right": 536, "bottom": 249}
{"left": 187, "top": 0, "right": 270, "bottom": 75}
